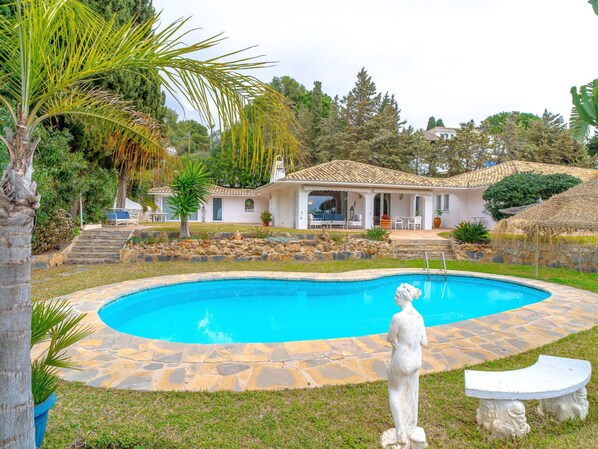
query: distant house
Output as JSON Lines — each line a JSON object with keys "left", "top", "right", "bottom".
{"left": 149, "top": 159, "right": 597, "bottom": 230}
{"left": 425, "top": 126, "right": 459, "bottom": 140}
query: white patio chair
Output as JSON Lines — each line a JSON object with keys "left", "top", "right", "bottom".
{"left": 308, "top": 213, "right": 322, "bottom": 228}
{"left": 394, "top": 217, "right": 404, "bottom": 230}
{"left": 407, "top": 216, "right": 422, "bottom": 230}
{"left": 348, "top": 214, "right": 363, "bottom": 229}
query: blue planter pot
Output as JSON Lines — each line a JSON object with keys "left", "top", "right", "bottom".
{"left": 34, "top": 393, "right": 56, "bottom": 448}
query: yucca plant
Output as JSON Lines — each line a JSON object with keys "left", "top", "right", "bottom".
{"left": 167, "top": 159, "right": 211, "bottom": 238}
{"left": 30, "top": 299, "right": 92, "bottom": 405}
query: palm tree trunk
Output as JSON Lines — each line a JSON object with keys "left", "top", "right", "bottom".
{"left": 179, "top": 215, "right": 190, "bottom": 238}
{"left": 116, "top": 169, "right": 127, "bottom": 209}
{"left": 0, "top": 122, "right": 40, "bottom": 449}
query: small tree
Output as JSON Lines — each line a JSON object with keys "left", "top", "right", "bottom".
{"left": 482, "top": 172, "right": 582, "bottom": 221}
{"left": 167, "top": 160, "right": 211, "bottom": 238}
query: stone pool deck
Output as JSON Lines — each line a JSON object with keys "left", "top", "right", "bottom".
{"left": 56, "top": 269, "right": 598, "bottom": 392}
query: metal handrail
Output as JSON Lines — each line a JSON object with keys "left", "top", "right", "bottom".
{"left": 424, "top": 251, "right": 430, "bottom": 279}
{"left": 441, "top": 252, "right": 448, "bottom": 280}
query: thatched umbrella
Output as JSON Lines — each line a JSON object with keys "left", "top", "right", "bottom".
{"left": 494, "top": 175, "right": 598, "bottom": 275}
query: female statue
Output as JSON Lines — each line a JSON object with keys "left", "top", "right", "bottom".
{"left": 386, "top": 283, "right": 428, "bottom": 448}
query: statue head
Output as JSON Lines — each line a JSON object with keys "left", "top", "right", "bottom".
{"left": 395, "top": 283, "right": 422, "bottom": 307}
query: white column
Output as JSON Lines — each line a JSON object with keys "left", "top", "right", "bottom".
{"left": 296, "top": 189, "right": 309, "bottom": 229}
{"left": 364, "top": 192, "right": 375, "bottom": 229}
{"left": 268, "top": 192, "right": 277, "bottom": 226}
{"left": 423, "top": 194, "right": 434, "bottom": 230}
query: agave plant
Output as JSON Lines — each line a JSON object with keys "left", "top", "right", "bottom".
{"left": 30, "top": 299, "right": 92, "bottom": 405}
{"left": 570, "top": 79, "right": 598, "bottom": 143}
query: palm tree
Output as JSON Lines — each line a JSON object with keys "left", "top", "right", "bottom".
{"left": 167, "top": 159, "right": 211, "bottom": 238}
{"left": 0, "top": 1, "right": 299, "bottom": 447}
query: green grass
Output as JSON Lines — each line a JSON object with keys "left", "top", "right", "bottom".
{"left": 33, "top": 260, "right": 598, "bottom": 449}
{"left": 143, "top": 222, "right": 319, "bottom": 234}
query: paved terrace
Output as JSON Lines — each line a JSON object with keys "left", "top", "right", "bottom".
{"left": 55, "top": 269, "right": 598, "bottom": 392}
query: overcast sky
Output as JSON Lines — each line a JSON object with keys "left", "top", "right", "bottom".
{"left": 152, "top": 0, "right": 597, "bottom": 130}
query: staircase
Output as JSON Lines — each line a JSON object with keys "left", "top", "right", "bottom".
{"left": 66, "top": 228, "right": 132, "bottom": 264}
{"left": 391, "top": 239, "right": 455, "bottom": 261}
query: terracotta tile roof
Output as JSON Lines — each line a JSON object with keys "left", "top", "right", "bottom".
{"left": 148, "top": 186, "right": 258, "bottom": 196}
{"left": 423, "top": 130, "right": 440, "bottom": 142}
{"left": 281, "top": 160, "right": 436, "bottom": 187}
{"left": 444, "top": 161, "right": 598, "bottom": 188}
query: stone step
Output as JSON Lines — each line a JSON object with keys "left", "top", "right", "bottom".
{"left": 66, "top": 257, "right": 120, "bottom": 264}
{"left": 69, "top": 246, "right": 121, "bottom": 257}
{"left": 391, "top": 239, "right": 451, "bottom": 245}
{"left": 392, "top": 256, "right": 456, "bottom": 261}
{"left": 80, "top": 234, "right": 132, "bottom": 240}
{"left": 75, "top": 237, "right": 130, "bottom": 244}
{"left": 77, "top": 235, "right": 129, "bottom": 244}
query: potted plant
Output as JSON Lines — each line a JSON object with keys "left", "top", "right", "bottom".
{"left": 260, "top": 210, "right": 273, "bottom": 226}
{"left": 380, "top": 213, "right": 391, "bottom": 230}
{"left": 31, "top": 299, "right": 91, "bottom": 448}
{"left": 433, "top": 209, "right": 443, "bottom": 228}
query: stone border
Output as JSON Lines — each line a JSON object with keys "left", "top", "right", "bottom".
{"left": 56, "top": 269, "right": 598, "bottom": 392}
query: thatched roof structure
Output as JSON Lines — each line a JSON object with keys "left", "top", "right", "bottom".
{"left": 496, "top": 175, "right": 598, "bottom": 233}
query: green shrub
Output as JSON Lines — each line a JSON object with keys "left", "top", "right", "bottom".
{"left": 451, "top": 221, "right": 490, "bottom": 244}
{"left": 254, "top": 227, "right": 271, "bottom": 239}
{"left": 260, "top": 210, "right": 273, "bottom": 223}
{"left": 32, "top": 209, "right": 76, "bottom": 254}
{"left": 330, "top": 233, "right": 345, "bottom": 243}
{"left": 482, "top": 172, "right": 582, "bottom": 221}
{"left": 365, "top": 227, "right": 389, "bottom": 241}
{"left": 127, "top": 236, "right": 142, "bottom": 245}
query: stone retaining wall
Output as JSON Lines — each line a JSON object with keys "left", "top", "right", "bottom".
{"left": 121, "top": 232, "right": 395, "bottom": 263}
{"left": 32, "top": 251, "right": 67, "bottom": 269}
{"left": 454, "top": 240, "right": 598, "bottom": 272}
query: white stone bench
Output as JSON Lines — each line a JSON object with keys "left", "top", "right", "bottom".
{"left": 464, "top": 355, "right": 591, "bottom": 439}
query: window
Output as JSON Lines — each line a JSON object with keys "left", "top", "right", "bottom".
{"left": 244, "top": 198, "right": 254, "bottom": 212}
{"left": 436, "top": 195, "right": 442, "bottom": 210}
{"left": 443, "top": 194, "right": 450, "bottom": 211}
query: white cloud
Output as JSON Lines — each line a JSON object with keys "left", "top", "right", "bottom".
{"left": 154, "top": 0, "right": 596, "bottom": 129}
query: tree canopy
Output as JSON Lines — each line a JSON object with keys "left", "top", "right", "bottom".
{"left": 482, "top": 172, "right": 582, "bottom": 221}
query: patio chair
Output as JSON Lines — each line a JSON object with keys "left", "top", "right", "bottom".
{"left": 308, "top": 213, "right": 322, "bottom": 228}
{"left": 407, "top": 216, "right": 422, "bottom": 230}
{"left": 394, "top": 217, "right": 404, "bottom": 230}
{"left": 348, "top": 214, "right": 363, "bottom": 229}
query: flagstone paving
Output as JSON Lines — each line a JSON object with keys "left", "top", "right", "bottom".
{"left": 51, "top": 269, "right": 598, "bottom": 392}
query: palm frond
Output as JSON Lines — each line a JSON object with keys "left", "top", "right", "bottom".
{"left": 0, "top": 0, "right": 301, "bottom": 162}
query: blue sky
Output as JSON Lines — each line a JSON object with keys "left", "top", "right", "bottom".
{"left": 152, "top": 0, "right": 596, "bottom": 130}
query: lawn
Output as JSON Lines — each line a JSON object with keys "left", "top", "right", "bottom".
{"left": 33, "top": 260, "right": 597, "bottom": 449}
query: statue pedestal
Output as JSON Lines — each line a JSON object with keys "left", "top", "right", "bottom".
{"left": 381, "top": 427, "right": 427, "bottom": 449}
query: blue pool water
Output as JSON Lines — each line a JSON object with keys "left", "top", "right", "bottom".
{"left": 99, "top": 275, "right": 550, "bottom": 344}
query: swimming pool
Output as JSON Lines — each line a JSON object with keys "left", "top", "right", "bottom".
{"left": 99, "top": 274, "right": 550, "bottom": 344}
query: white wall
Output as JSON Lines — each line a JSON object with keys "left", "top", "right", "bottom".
{"left": 155, "top": 194, "right": 267, "bottom": 224}
{"left": 463, "top": 188, "right": 496, "bottom": 229}
{"left": 270, "top": 185, "right": 296, "bottom": 228}
{"left": 390, "top": 193, "right": 410, "bottom": 218}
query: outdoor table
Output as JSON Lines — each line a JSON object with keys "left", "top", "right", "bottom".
{"left": 150, "top": 212, "right": 168, "bottom": 222}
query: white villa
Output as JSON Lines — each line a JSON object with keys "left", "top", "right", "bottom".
{"left": 149, "top": 159, "right": 597, "bottom": 231}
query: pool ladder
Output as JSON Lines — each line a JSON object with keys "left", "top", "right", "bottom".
{"left": 424, "top": 252, "right": 448, "bottom": 280}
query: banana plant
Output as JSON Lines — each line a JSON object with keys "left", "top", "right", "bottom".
{"left": 570, "top": 79, "right": 598, "bottom": 142}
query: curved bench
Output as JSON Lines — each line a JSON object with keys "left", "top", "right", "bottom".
{"left": 464, "top": 355, "right": 591, "bottom": 439}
